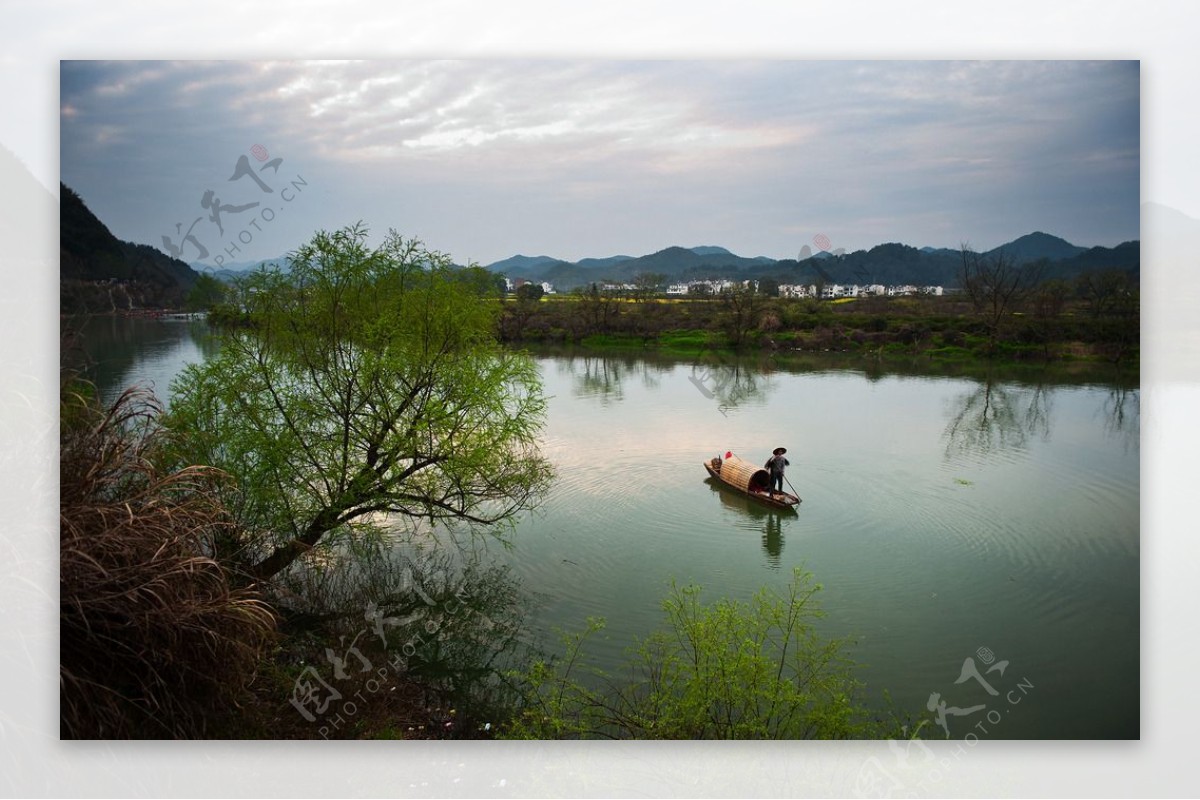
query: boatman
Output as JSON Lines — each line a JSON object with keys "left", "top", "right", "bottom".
{"left": 765, "top": 447, "right": 789, "bottom": 493}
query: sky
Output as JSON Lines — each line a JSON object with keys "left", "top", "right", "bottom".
{"left": 58, "top": 59, "right": 1140, "bottom": 269}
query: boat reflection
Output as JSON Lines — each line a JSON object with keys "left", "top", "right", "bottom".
{"left": 704, "top": 477, "right": 795, "bottom": 568}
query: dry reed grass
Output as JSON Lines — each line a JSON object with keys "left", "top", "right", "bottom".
{"left": 60, "top": 385, "right": 277, "bottom": 738}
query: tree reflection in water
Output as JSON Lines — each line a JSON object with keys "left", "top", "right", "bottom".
{"left": 1102, "top": 383, "right": 1139, "bottom": 453}
{"left": 556, "top": 352, "right": 672, "bottom": 405}
{"left": 942, "top": 374, "right": 1053, "bottom": 460}
{"left": 688, "top": 352, "right": 775, "bottom": 416}
{"left": 943, "top": 370, "right": 1138, "bottom": 461}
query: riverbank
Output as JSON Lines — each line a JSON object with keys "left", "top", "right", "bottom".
{"left": 497, "top": 293, "right": 1139, "bottom": 371}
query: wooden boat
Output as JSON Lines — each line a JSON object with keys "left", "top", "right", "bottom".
{"left": 703, "top": 452, "right": 801, "bottom": 510}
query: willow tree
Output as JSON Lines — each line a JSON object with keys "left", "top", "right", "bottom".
{"left": 167, "top": 225, "right": 553, "bottom": 581}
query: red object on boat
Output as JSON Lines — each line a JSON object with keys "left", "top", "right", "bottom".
{"left": 725, "top": 451, "right": 732, "bottom": 459}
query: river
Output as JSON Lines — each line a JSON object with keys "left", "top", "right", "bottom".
{"left": 68, "top": 315, "right": 1140, "bottom": 739}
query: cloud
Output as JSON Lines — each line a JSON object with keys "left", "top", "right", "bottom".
{"left": 59, "top": 59, "right": 1139, "bottom": 263}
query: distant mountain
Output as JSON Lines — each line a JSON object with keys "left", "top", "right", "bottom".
{"left": 618, "top": 246, "right": 768, "bottom": 277}
{"left": 819, "top": 242, "right": 964, "bottom": 288}
{"left": 477, "top": 231, "right": 1138, "bottom": 291}
{"left": 60, "top": 183, "right": 201, "bottom": 312}
{"left": 190, "top": 256, "right": 288, "bottom": 273}
{"left": 575, "top": 255, "right": 634, "bottom": 270}
{"left": 984, "top": 231, "right": 1086, "bottom": 264}
{"left": 486, "top": 254, "right": 560, "bottom": 275}
{"left": 1046, "top": 241, "right": 1140, "bottom": 281}
{"left": 191, "top": 255, "right": 291, "bottom": 282}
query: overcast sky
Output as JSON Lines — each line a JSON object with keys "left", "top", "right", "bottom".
{"left": 59, "top": 59, "right": 1139, "bottom": 268}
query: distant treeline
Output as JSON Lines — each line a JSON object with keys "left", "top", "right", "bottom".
{"left": 497, "top": 280, "right": 1139, "bottom": 365}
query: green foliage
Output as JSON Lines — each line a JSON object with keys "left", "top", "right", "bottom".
{"left": 451, "top": 264, "right": 505, "bottom": 298}
{"left": 166, "top": 224, "right": 554, "bottom": 580}
{"left": 185, "top": 272, "right": 228, "bottom": 311}
{"left": 516, "top": 282, "right": 545, "bottom": 302}
{"left": 657, "top": 329, "right": 715, "bottom": 351}
{"left": 505, "top": 568, "right": 890, "bottom": 739}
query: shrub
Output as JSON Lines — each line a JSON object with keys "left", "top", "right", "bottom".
{"left": 505, "top": 568, "right": 890, "bottom": 739}
{"left": 60, "top": 385, "right": 276, "bottom": 738}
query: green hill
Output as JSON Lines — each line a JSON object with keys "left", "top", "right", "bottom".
{"left": 60, "top": 184, "right": 201, "bottom": 313}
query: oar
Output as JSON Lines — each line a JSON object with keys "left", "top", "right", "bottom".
{"left": 784, "top": 473, "right": 802, "bottom": 503}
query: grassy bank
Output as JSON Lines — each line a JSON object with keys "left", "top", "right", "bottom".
{"left": 499, "top": 293, "right": 1139, "bottom": 369}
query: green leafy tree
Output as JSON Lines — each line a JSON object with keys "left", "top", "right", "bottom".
{"left": 167, "top": 225, "right": 553, "bottom": 580}
{"left": 184, "top": 272, "right": 228, "bottom": 312}
{"left": 450, "top": 264, "right": 504, "bottom": 298}
{"left": 515, "top": 282, "right": 545, "bottom": 302}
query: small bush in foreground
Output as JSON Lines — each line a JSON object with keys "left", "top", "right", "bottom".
{"left": 505, "top": 568, "right": 894, "bottom": 739}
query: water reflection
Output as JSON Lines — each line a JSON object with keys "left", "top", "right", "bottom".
{"left": 761, "top": 514, "right": 784, "bottom": 568}
{"left": 942, "top": 374, "right": 1052, "bottom": 460}
{"left": 705, "top": 477, "right": 795, "bottom": 568}
{"left": 688, "top": 353, "right": 775, "bottom": 415}
{"left": 64, "top": 316, "right": 219, "bottom": 405}
{"left": 1102, "top": 384, "right": 1139, "bottom": 452}
{"left": 554, "top": 351, "right": 671, "bottom": 404}
{"left": 943, "top": 371, "right": 1140, "bottom": 461}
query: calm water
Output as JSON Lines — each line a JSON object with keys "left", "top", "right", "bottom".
{"left": 73, "top": 317, "right": 1140, "bottom": 739}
